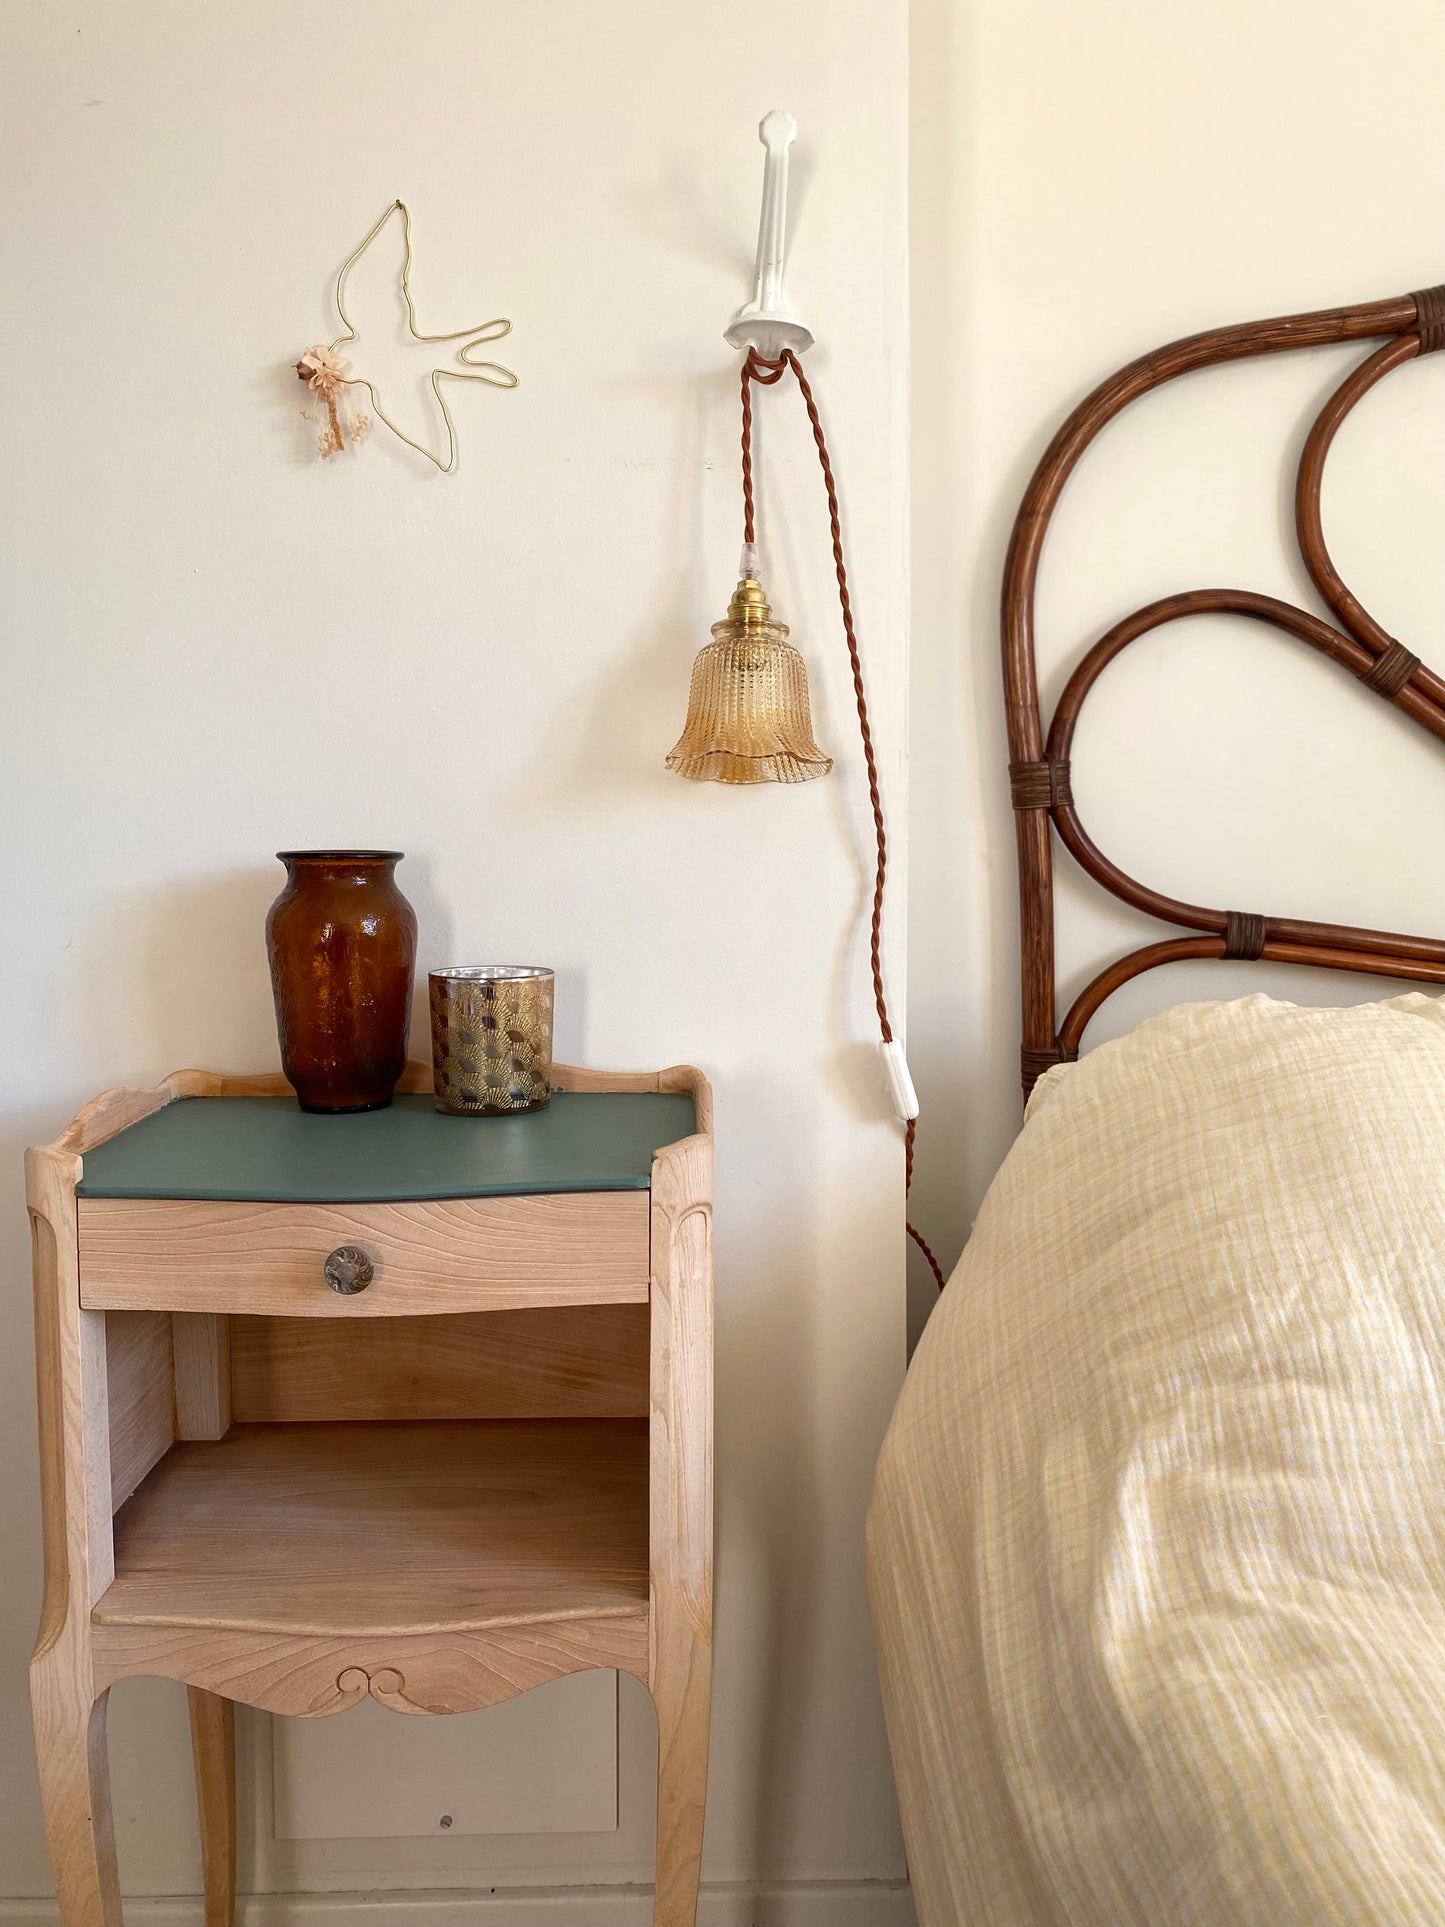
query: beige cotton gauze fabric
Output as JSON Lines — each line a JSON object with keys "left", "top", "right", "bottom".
{"left": 869, "top": 994, "right": 1445, "bottom": 1926}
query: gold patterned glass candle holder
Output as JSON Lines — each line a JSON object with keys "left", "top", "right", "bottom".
{"left": 429, "top": 967, "right": 555, "bottom": 1116}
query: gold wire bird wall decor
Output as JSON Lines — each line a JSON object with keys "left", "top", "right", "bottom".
{"left": 295, "top": 199, "right": 518, "bottom": 472}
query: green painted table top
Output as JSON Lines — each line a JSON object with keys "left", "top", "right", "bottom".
{"left": 76, "top": 1091, "right": 697, "bottom": 1203}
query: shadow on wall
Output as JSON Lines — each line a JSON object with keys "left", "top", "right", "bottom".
{"left": 703, "top": 1073, "right": 898, "bottom": 1880}
{"left": 611, "top": 1067, "right": 837, "bottom": 1883}
{"left": 64, "top": 866, "right": 283, "bottom": 1077}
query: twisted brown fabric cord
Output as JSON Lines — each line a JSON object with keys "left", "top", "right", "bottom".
{"left": 741, "top": 348, "right": 947, "bottom": 1290}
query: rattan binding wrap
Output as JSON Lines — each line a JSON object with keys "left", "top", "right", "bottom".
{"left": 1359, "top": 639, "right": 1420, "bottom": 699}
{"left": 1223, "top": 912, "right": 1267, "bottom": 962}
{"left": 1002, "top": 283, "right": 1445, "bottom": 1099}
{"left": 1009, "top": 760, "right": 1073, "bottom": 811}
{"left": 1020, "top": 1044, "right": 1079, "bottom": 1087}
{"left": 1411, "top": 284, "right": 1445, "bottom": 354}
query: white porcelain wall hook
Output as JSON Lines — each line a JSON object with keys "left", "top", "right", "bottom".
{"left": 725, "top": 110, "right": 814, "bottom": 360}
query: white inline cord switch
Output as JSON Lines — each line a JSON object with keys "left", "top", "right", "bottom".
{"left": 725, "top": 111, "right": 815, "bottom": 360}
{"left": 881, "top": 1039, "right": 920, "bottom": 1124}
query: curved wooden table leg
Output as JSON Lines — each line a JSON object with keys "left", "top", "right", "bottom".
{"left": 648, "top": 1119, "right": 713, "bottom": 1927}
{"left": 30, "top": 1669, "right": 121, "bottom": 1927}
{"left": 651, "top": 1623, "right": 712, "bottom": 1927}
{"left": 187, "top": 1689, "right": 235, "bottom": 1927}
{"left": 30, "top": 1144, "right": 122, "bottom": 1927}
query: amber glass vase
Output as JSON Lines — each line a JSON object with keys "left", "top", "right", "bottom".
{"left": 265, "top": 851, "right": 417, "bottom": 1113}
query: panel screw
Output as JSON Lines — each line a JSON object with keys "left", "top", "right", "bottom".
{"left": 438, "top": 1815, "right": 453, "bottom": 1830}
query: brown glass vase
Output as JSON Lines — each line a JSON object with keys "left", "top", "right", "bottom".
{"left": 266, "top": 851, "right": 417, "bottom": 1113}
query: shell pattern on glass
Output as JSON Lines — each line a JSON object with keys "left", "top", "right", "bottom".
{"left": 430, "top": 967, "right": 554, "bottom": 1115}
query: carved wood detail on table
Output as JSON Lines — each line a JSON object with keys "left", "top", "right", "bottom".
{"left": 92, "top": 1620, "right": 650, "bottom": 1718}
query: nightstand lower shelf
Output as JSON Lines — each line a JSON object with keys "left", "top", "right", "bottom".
{"left": 91, "top": 1419, "right": 651, "bottom": 1715}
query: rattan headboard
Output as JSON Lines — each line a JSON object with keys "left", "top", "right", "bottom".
{"left": 1003, "top": 283, "right": 1445, "bottom": 1099}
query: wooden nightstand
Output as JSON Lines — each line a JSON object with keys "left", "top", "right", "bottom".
{"left": 27, "top": 1060, "right": 713, "bottom": 1927}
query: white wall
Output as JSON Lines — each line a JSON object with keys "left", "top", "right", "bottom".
{"left": 909, "top": 0, "right": 1445, "bottom": 1336}
{"left": 0, "top": 3, "right": 910, "bottom": 1917}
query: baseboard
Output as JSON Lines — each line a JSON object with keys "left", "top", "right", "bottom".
{"left": 0, "top": 1882, "right": 916, "bottom": 1927}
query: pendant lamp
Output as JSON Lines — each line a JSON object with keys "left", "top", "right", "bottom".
{"left": 665, "top": 111, "right": 947, "bottom": 1291}
{"left": 666, "top": 547, "right": 832, "bottom": 785}
{"left": 667, "top": 113, "right": 831, "bottom": 786}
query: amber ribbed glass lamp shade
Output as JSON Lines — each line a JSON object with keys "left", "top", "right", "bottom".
{"left": 666, "top": 575, "right": 832, "bottom": 785}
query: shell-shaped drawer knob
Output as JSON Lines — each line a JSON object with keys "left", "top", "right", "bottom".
{"left": 324, "top": 1245, "right": 375, "bottom": 1295}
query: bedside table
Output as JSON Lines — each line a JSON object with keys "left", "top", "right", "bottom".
{"left": 27, "top": 1060, "right": 713, "bottom": 1927}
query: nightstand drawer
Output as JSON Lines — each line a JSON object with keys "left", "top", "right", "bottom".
{"left": 78, "top": 1193, "right": 651, "bottom": 1315}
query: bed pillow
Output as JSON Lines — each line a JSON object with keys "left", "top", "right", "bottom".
{"left": 869, "top": 992, "right": 1445, "bottom": 1927}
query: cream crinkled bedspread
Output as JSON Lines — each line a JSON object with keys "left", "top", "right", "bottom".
{"left": 869, "top": 995, "right": 1445, "bottom": 1924}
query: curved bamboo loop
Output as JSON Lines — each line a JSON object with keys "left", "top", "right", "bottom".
{"left": 1062, "top": 938, "right": 1445, "bottom": 1054}
{"left": 1002, "top": 284, "right": 1445, "bottom": 1088}
{"left": 1294, "top": 335, "right": 1445, "bottom": 712}
{"left": 1045, "top": 587, "right": 1445, "bottom": 949}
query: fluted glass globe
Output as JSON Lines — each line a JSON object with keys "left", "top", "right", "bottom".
{"left": 666, "top": 576, "right": 832, "bottom": 785}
